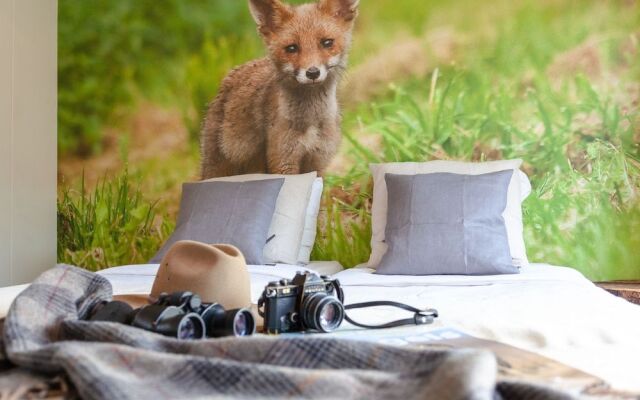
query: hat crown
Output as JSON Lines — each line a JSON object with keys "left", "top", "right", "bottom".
{"left": 151, "top": 240, "right": 251, "bottom": 309}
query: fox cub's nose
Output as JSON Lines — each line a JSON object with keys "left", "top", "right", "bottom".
{"left": 306, "top": 67, "right": 321, "bottom": 80}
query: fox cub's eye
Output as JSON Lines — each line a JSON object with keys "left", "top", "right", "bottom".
{"left": 284, "top": 44, "right": 299, "bottom": 54}
{"left": 321, "top": 39, "right": 334, "bottom": 49}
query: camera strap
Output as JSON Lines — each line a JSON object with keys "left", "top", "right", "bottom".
{"left": 342, "top": 301, "right": 438, "bottom": 329}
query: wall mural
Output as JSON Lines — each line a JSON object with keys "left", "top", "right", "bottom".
{"left": 57, "top": 0, "right": 640, "bottom": 280}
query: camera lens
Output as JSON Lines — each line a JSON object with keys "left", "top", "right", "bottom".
{"left": 318, "top": 302, "right": 341, "bottom": 331}
{"left": 302, "top": 293, "right": 344, "bottom": 333}
{"left": 176, "top": 313, "right": 206, "bottom": 340}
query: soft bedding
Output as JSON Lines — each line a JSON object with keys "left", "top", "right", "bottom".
{"left": 150, "top": 179, "right": 284, "bottom": 264}
{"left": 377, "top": 170, "right": 517, "bottom": 275}
{"left": 1, "top": 261, "right": 639, "bottom": 392}
{"left": 368, "top": 160, "right": 531, "bottom": 268}
{"left": 202, "top": 172, "right": 319, "bottom": 264}
{"left": 335, "top": 264, "right": 640, "bottom": 392}
{"left": 0, "top": 265, "right": 571, "bottom": 400}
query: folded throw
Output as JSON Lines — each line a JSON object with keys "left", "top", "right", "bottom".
{"left": 1, "top": 265, "right": 573, "bottom": 400}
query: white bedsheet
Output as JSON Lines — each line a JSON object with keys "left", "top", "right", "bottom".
{"left": 334, "top": 264, "right": 640, "bottom": 392}
{"left": 1, "top": 261, "right": 638, "bottom": 391}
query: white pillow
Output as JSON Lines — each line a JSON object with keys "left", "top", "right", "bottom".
{"left": 367, "top": 160, "right": 531, "bottom": 269}
{"left": 204, "top": 172, "right": 316, "bottom": 264}
{"left": 297, "top": 178, "right": 323, "bottom": 263}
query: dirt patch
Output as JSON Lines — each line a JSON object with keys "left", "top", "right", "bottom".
{"left": 128, "top": 103, "right": 189, "bottom": 157}
{"left": 471, "top": 141, "right": 504, "bottom": 162}
{"left": 340, "top": 38, "right": 430, "bottom": 105}
{"left": 424, "top": 27, "right": 460, "bottom": 65}
{"left": 331, "top": 28, "right": 462, "bottom": 173}
{"left": 340, "top": 28, "right": 461, "bottom": 106}
{"left": 618, "top": 31, "right": 639, "bottom": 68}
{"left": 547, "top": 37, "right": 603, "bottom": 83}
{"left": 326, "top": 126, "right": 384, "bottom": 175}
{"left": 572, "top": 111, "right": 603, "bottom": 138}
{"left": 328, "top": 181, "right": 367, "bottom": 206}
{"left": 58, "top": 103, "right": 190, "bottom": 187}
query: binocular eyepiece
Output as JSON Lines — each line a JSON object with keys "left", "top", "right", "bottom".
{"left": 89, "top": 291, "right": 255, "bottom": 340}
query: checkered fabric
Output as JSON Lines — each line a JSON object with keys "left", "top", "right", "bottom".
{"left": 1, "top": 265, "right": 573, "bottom": 400}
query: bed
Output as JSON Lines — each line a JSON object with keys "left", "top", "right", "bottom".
{"left": 1, "top": 261, "right": 639, "bottom": 392}
{"left": 334, "top": 264, "right": 640, "bottom": 392}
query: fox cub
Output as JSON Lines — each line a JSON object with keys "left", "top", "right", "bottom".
{"left": 200, "top": 0, "right": 359, "bottom": 179}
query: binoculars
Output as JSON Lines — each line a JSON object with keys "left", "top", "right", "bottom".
{"left": 89, "top": 291, "right": 255, "bottom": 340}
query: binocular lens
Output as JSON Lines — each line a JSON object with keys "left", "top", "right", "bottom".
{"left": 201, "top": 304, "right": 256, "bottom": 337}
{"left": 232, "top": 310, "right": 255, "bottom": 337}
{"left": 177, "top": 313, "right": 206, "bottom": 340}
{"left": 303, "top": 293, "right": 344, "bottom": 333}
{"left": 89, "top": 292, "right": 259, "bottom": 340}
{"left": 132, "top": 306, "right": 206, "bottom": 340}
{"left": 234, "top": 312, "right": 247, "bottom": 336}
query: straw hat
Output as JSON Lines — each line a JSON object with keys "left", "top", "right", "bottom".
{"left": 114, "top": 240, "right": 251, "bottom": 310}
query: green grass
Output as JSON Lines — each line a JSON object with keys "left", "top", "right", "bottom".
{"left": 182, "top": 36, "right": 262, "bottom": 140}
{"left": 58, "top": 0, "right": 640, "bottom": 280}
{"left": 57, "top": 169, "right": 173, "bottom": 271}
{"left": 313, "top": 0, "right": 640, "bottom": 279}
{"left": 317, "top": 72, "right": 639, "bottom": 279}
{"left": 58, "top": 0, "right": 262, "bottom": 156}
{"left": 311, "top": 190, "right": 372, "bottom": 267}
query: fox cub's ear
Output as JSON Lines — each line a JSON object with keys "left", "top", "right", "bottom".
{"left": 318, "top": 0, "right": 359, "bottom": 22}
{"left": 249, "top": 0, "right": 293, "bottom": 37}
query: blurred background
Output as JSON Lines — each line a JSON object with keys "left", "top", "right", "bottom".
{"left": 57, "top": 0, "right": 639, "bottom": 280}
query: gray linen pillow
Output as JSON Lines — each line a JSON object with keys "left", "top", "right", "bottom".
{"left": 151, "top": 179, "right": 284, "bottom": 265}
{"left": 376, "top": 170, "right": 518, "bottom": 275}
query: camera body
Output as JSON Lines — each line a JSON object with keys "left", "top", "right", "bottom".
{"left": 260, "top": 271, "right": 344, "bottom": 334}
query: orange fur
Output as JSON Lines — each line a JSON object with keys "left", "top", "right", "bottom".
{"left": 200, "top": 0, "right": 358, "bottom": 179}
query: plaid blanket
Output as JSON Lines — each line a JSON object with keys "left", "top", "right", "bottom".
{"left": 0, "top": 265, "right": 574, "bottom": 400}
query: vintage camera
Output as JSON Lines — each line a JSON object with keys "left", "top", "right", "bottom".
{"left": 89, "top": 291, "right": 255, "bottom": 339}
{"left": 259, "top": 271, "right": 344, "bottom": 334}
